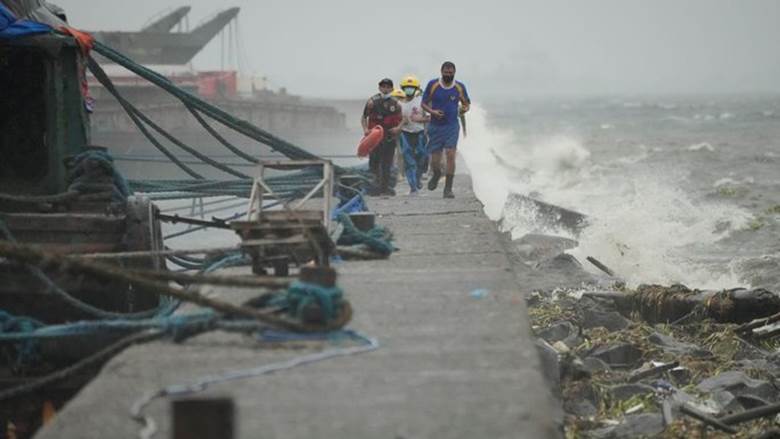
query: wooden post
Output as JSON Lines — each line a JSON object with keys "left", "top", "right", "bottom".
{"left": 324, "top": 160, "right": 334, "bottom": 232}
{"left": 173, "top": 398, "right": 234, "bottom": 439}
{"left": 300, "top": 266, "right": 337, "bottom": 288}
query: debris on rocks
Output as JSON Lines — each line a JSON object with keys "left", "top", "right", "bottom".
{"left": 583, "top": 284, "right": 780, "bottom": 324}
{"left": 529, "top": 284, "right": 780, "bottom": 438}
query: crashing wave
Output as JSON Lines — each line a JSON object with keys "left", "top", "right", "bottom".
{"left": 688, "top": 142, "right": 715, "bottom": 152}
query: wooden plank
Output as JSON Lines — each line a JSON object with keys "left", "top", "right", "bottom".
{"left": 261, "top": 210, "right": 324, "bottom": 222}
{"left": 240, "top": 236, "right": 308, "bottom": 247}
{"left": 235, "top": 223, "right": 325, "bottom": 231}
{"left": 21, "top": 243, "right": 121, "bottom": 255}
{"left": 78, "top": 246, "right": 239, "bottom": 259}
{"left": 9, "top": 231, "right": 124, "bottom": 245}
{"left": 262, "top": 159, "right": 331, "bottom": 169}
{"left": 0, "top": 213, "right": 126, "bottom": 233}
{"left": 230, "top": 221, "right": 323, "bottom": 232}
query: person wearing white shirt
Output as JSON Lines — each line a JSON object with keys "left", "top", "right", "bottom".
{"left": 397, "top": 75, "right": 430, "bottom": 195}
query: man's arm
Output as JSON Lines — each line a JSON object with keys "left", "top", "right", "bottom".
{"left": 459, "top": 82, "right": 471, "bottom": 114}
{"left": 361, "top": 99, "right": 373, "bottom": 135}
{"left": 421, "top": 96, "right": 444, "bottom": 119}
{"left": 420, "top": 81, "right": 443, "bottom": 119}
{"left": 420, "top": 101, "right": 437, "bottom": 115}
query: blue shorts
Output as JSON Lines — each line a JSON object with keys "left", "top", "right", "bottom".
{"left": 427, "top": 123, "right": 460, "bottom": 152}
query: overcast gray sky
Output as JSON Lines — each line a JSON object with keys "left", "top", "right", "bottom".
{"left": 56, "top": 0, "right": 780, "bottom": 99}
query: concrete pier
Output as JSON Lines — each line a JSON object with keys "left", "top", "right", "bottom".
{"left": 36, "top": 176, "right": 560, "bottom": 439}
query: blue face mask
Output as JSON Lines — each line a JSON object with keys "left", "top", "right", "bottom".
{"left": 403, "top": 87, "right": 416, "bottom": 97}
{"left": 381, "top": 92, "right": 392, "bottom": 99}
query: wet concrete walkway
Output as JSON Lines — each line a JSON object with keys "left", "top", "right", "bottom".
{"left": 36, "top": 176, "right": 560, "bottom": 439}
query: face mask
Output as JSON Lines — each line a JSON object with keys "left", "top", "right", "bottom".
{"left": 381, "top": 92, "right": 392, "bottom": 99}
{"left": 442, "top": 75, "right": 454, "bottom": 84}
{"left": 403, "top": 87, "right": 416, "bottom": 97}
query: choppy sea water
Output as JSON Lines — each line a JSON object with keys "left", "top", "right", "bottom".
{"left": 461, "top": 95, "right": 780, "bottom": 290}
{"left": 113, "top": 94, "right": 780, "bottom": 291}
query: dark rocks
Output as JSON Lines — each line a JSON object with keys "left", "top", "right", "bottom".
{"left": 714, "top": 390, "right": 771, "bottom": 413}
{"left": 535, "top": 339, "right": 561, "bottom": 393}
{"left": 736, "top": 394, "right": 771, "bottom": 410}
{"left": 589, "top": 343, "right": 643, "bottom": 368}
{"left": 587, "top": 413, "right": 665, "bottom": 439}
{"left": 713, "top": 391, "right": 743, "bottom": 413}
{"left": 730, "top": 288, "right": 780, "bottom": 323}
{"left": 582, "top": 357, "right": 611, "bottom": 374}
{"left": 668, "top": 366, "right": 692, "bottom": 387}
{"left": 562, "top": 356, "right": 593, "bottom": 381}
{"left": 567, "top": 399, "right": 598, "bottom": 418}
{"left": 735, "top": 358, "right": 773, "bottom": 371}
{"left": 734, "top": 340, "right": 769, "bottom": 361}
{"left": 637, "top": 283, "right": 691, "bottom": 295}
{"left": 697, "top": 371, "right": 776, "bottom": 402}
{"left": 630, "top": 285, "right": 780, "bottom": 324}
{"left": 537, "top": 320, "right": 579, "bottom": 346}
{"left": 528, "top": 279, "right": 780, "bottom": 437}
{"left": 536, "top": 253, "right": 583, "bottom": 272}
{"left": 579, "top": 294, "right": 619, "bottom": 312}
{"left": 609, "top": 383, "right": 655, "bottom": 402}
{"left": 766, "top": 351, "right": 780, "bottom": 368}
{"left": 515, "top": 234, "right": 579, "bottom": 262}
{"left": 627, "top": 361, "right": 679, "bottom": 383}
{"left": 564, "top": 383, "right": 599, "bottom": 418}
{"left": 669, "top": 389, "right": 696, "bottom": 408}
{"left": 526, "top": 291, "right": 543, "bottom": 307}
{"left": 504, "top": 194, "right": 588, "bottom": 236}
{"left": 532, "top": 253, "right": 597, "bottom": 288}
{"left": 582, "top": 308, "right": 631, "bottom": 331}
{"left": 648, "top": 332, "right": 710, "bottom": 357}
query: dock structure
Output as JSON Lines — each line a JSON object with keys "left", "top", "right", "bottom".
{"left": 35, "top": 176, "right": 560, "bottom": 439}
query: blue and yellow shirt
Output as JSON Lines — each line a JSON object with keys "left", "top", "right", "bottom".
{"left": 421, "top": 79, "right": 471, "bottom": 127}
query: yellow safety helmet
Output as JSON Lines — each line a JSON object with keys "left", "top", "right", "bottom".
{"left": 391, "top": 88, "right": 405, "bottom": 98}
{"left": 400, "top": 75, "right": 421, "bottom": 89}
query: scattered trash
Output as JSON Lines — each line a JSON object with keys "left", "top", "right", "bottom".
{"left": 528, "top": 283, "right": 780, "bottom": 437}
{"left": 552, "top": 341, "right": 571, "bottom": 354}
{"left": 625, "top": 403, "right": 644, "bottom": 415}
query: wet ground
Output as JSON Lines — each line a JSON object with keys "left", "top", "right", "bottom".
{"left": 35, "top": 176, "right": 561, "bottom": 439}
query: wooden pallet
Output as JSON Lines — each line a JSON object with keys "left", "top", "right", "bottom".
{"left": 234, "top": 160, "right": 337, "bottom": 276}
{"left": 230, "top": 210, "right": 333, "bottom": 276}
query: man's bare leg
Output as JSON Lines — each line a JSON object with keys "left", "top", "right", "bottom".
{"left": 428, "top": 150, "right": 444, "bottom": 190}
{"left": 445, "top": 149, "right": 457, "bottom": 175}
{"left": 443, "top": 148, "right": 457, "bottom": 198}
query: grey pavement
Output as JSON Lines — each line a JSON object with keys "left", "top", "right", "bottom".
{"left": 36, "top": 176, "right": 561, "bottom": 439}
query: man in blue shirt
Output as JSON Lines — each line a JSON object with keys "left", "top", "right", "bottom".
{"left": 421, "top": 61, "right": 470, "bottom": 198}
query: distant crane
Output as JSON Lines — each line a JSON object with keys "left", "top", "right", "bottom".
{"left": 91, "top": 7, "right": 241, "bottom": 66}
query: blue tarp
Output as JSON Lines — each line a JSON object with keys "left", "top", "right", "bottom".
{"left": 0, "top": 3, "right": 50, "bottom": 39}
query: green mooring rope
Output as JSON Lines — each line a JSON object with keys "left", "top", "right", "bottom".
{"left": 92, "top": 41, "right": 325, "bottom": 164}
{"left": 336, "top": 213, "right": 395, "bottom": 256}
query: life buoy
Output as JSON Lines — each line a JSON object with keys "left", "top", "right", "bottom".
{"left": 357, "top": 125, "right": 384, "bottom": 158}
